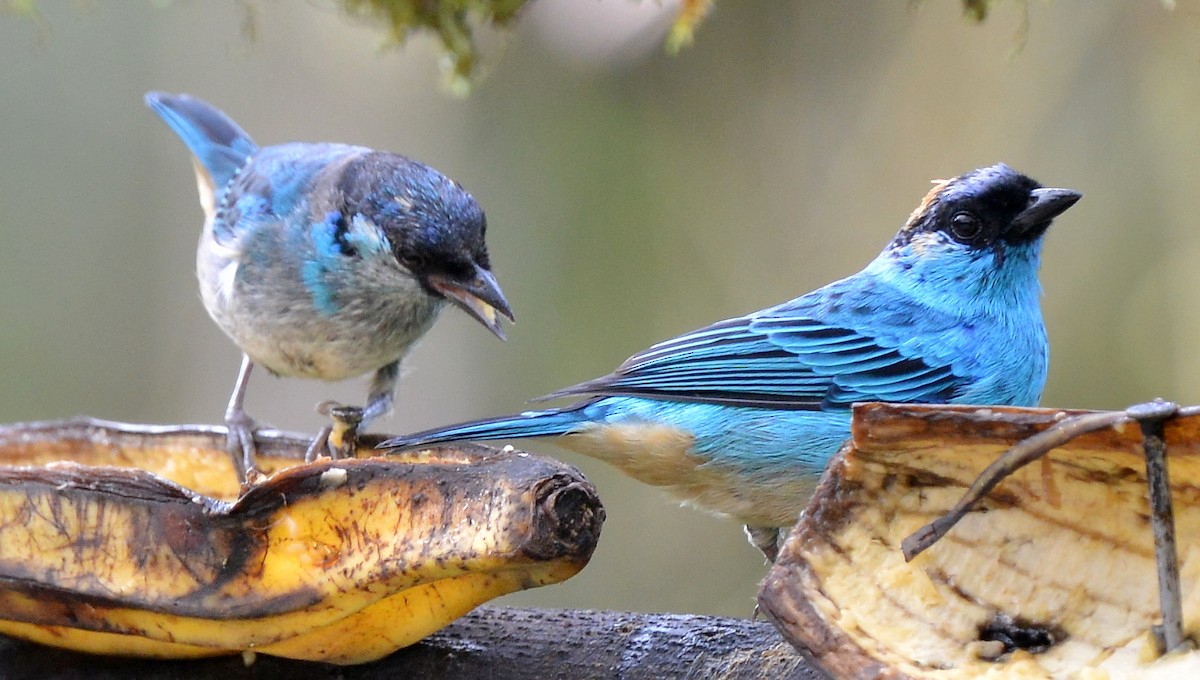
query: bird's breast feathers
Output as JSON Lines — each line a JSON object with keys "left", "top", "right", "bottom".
{"left": 563, "top": 421, "right": 698, "bottom": 487}
{"left": 195, "top": 207, "right": 443, "bottom": 381}
{"left": 561, "top": 419, "right": 819, "bottom": 527}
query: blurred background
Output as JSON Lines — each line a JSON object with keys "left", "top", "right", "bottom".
{"left": 0, "top": 1, "right": 1197, "bottom": 617}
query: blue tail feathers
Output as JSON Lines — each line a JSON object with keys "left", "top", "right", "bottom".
{"left": 145, "top": 92, "right": 258, "bottom": 188}
{"left": 380, "top": 406, "right": 589, "bottom": 450}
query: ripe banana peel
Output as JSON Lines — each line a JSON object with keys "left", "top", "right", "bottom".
{"left": 759, "top": 403, "right": 1200, "bottom": 679}
{"left": 0, "top": 419, "right": 603, "bottom": 664}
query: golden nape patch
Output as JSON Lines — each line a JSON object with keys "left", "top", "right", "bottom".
{"left": 760, "top": 403, "right": 1200, "bottom": 679}
{"left": 903, "top": 178, "right": 952, "bottom": 233}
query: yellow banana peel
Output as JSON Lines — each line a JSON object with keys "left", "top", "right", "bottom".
{"left": 0, "top": 419, "right": 603, "bottom": 664}
{"left": 760, "top": 403, "right": 1200, "bottom": 679}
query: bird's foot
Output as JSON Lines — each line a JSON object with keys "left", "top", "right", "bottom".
{"left": 225, "top": 409, "right": 261, "bottom": 488}
{"left": 305, "top": 401, "right": 364, "bottom": 463}
{"left": 744, "top": 525, "right": 783, "bottom": 563}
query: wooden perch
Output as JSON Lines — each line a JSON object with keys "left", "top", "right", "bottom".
{"left": 0, "top": 606, "right": 821, "bottom": 679}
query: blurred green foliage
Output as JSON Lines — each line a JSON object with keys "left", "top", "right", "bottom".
{"left": 337, "top": 0, "right": 527, "bottom": 92}
{"left": 0, "top": 0, "right": 1051, "bottom": 90}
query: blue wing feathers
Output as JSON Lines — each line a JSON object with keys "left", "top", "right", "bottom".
{"left": 543, "top": 277, "right": 970, "bottom": 409}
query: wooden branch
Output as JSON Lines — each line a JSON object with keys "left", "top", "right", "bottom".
{"left": 0, "top": 606, "right": 825, "bottom": 679}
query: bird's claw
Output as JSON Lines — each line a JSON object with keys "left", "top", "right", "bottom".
{"left": 225, "top": 409, "right": 260, "bottom": 488}
{"left": 305, "top": 401, "right": 363, "bottom": 463}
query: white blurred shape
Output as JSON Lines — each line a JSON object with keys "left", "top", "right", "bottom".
{"left": 527, "top": 0, "right": 681, "bottom": 69}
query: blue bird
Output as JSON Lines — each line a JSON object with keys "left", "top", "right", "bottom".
{"left": 145, "top": 92, "right": 513, "bottom": 484}
{"left": 382, "top": 164, "right": 1080, "bottom": 559}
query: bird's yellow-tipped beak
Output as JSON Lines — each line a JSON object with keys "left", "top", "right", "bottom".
{"left": 427, "top": 265, "right": 514, "bottom": 341}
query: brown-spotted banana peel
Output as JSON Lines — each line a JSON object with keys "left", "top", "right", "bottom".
{"left": 0, "top": 419, "right": 604, "bottom": 664}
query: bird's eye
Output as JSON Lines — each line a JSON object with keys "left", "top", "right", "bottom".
{"left": 949, "top": 212, "right": 982, "bottom": 242}
{"left": 396, "top": 246, "right": 427, "bottom": 273}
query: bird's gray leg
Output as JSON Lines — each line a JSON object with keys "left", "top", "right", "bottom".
{"left": 361, "top": 360, "right": 399, "bottom": 427}
{"left": 305, "top": 361, "right": 399, "bottom": 462}
{"left": 746, "top": 524, "right": 785, "bottom": 621}
{"left": 224, "top": 354, "right": 258, "bottom": 486}
{"left": 744, "top": 525, "right": 783, "bottom": 563}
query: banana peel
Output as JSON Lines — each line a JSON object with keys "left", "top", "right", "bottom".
{"left": 0, "top": 419, "right": 604, "bottom": 664}
{"left": 759, "top": 403, "right": 1200, "bottom": 679}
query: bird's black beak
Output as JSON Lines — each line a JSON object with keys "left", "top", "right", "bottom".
{"left": 427, "top": 264, "right": 515, "bottom": 341}
{"left": 1009, "top": 187, "right": 1082, "bottom": 239}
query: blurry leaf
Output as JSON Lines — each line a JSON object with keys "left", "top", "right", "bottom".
{"left": 1, "top": 0, "right": 50, "bottom": 37}
{"left": 236, "top": 0, "right": 258, "bottom": 41}
{"left": 666, "top": 0, "right": 714, "bottom": 54}
{"left": 1, "top": 0, "right": 38, "bottom": 16}
{"left": 952, "top": 0, "right": 1030, "bottom": 55}
{"left": 962, "top": 0, "right": 990, "bottom": 22}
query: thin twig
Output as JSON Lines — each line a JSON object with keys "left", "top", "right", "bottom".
{"left": 902, "top": 401, "right": 1200, "bottom": 561}
{"left": 1136, "top": 401, "right": 1185, "bottom": 652}
{"left": 901, "top": 409, "right": 1126, "bottom": 560}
